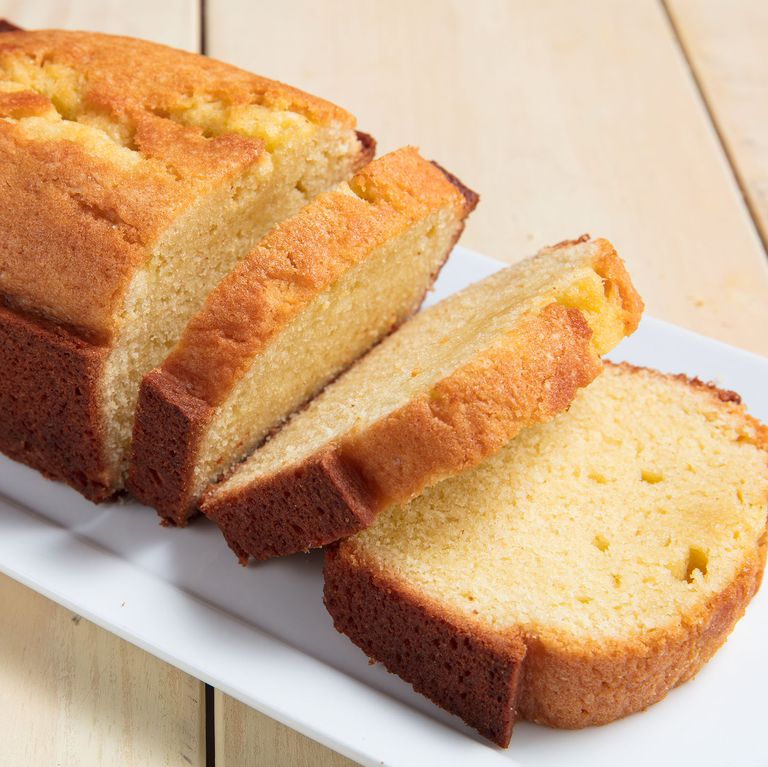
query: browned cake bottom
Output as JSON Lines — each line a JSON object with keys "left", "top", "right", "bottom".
{"left": 0, "top": 302, "right": 112, "bottom": 501}
{"left": 0, "top": 19, "right": 21, "bottom": 33}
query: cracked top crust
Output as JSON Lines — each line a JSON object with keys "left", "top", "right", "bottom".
{"left": 0, "top": 30, "right": 358, "bottom": 341}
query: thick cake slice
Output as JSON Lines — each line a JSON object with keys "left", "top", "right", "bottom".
{"left": 201, "top": 236, "right": 643, "bottom": 561}
{"left": 128, "top": 148, "right": 477, "bottom": 525}
{"left": 325, "top": 364, "right": 768, "bottom": 746}
{"left": 0, "top": 29, "right": 370, "bottom": 500}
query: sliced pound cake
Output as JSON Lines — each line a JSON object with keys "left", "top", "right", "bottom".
{"left": 0, "top": 28, "right": 370, "bottom": 500}
{"left": 201, "top": 236, "right": 643, "bottom": 561}
{"left": 325, "top": 364, "right": 768, "bottom": 746}
{"left": 129, "top": 148, "right": 477, "bottom": 525}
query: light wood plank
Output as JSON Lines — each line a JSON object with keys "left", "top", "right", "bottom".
{"left": 0, "top": 0, "right": 199, "bottom": 51}
{"left": 209, "top": 0, "right": 768, "bottom": 355}
{"left": 666, "top": 0, "right": 768, "bottom": 248}
{"left": 0, "top": 573, "right": 205, "bottom": 766}
{"left": 214, "top": 691, "right": 357, "bottom": 767}
{"left": 0, "top": 3, "right": 205, "bottom": 766}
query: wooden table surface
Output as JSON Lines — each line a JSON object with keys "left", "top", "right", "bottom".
{"left": 0, "top": 1, "right": 766, "bottom": 765}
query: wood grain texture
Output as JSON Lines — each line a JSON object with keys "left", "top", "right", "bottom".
{"left": 214, "top": 690, "right": 357, "bottom": 767}
{"left": 0, "top": 0, "right": 199, "bottom": 49}
{"left": 208, "top": 0, "right": 768, "bottom": 355}
{"left": 666, "top": 0, "right": 768, "bottom": 247}
{"left": 0, "top": 573, "right": 205, "bottom": 766}
{"left": 0, "top": 4, "right": 205, "bottom": 767}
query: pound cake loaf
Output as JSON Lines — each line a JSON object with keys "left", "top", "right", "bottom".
{"left": 129, "top": 148, "right": 477, "bottom": 525}
{"left": 201, "top": 236, "right": 643, "bottom": 561}
{"left": 0, "top": 28, "right": 371, "bottom": 500}
{"left": 325, "top": 364, "right": 768, "bottom": 746}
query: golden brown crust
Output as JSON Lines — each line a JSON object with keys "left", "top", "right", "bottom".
{"left": 0, "top": 29, "right": 352, "bottom": 124}
{"left": 0, "top": 301, "right": 112, "bottom": 500}
{"left": 326, "top": 528, "right": 765, "bottom": 744}
{"left": 131, "top": 149, "right": 475, "bottom": 524}
{"left": 429, "top": 160, "right": 480, "bottom": 212}
{"left": 202, "top": 261, "right": 640, "bottom": 561}
{"left": 218, "top": 450, "right": 381, "bottom": 563}
{"left": 0, "top": 120, "right": 159, "bottom": 344}
{"left": 0, "top": 29, "right": 360, "bottom": 340}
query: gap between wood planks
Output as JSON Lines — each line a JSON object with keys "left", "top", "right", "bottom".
{"left": 660, "top": 0, "right": 768, "bottom": 257}
{"left": 198, "top": 3, "right": 215, "bottom": 760}
{"left": 205, "top": 682, "right": 216, "bottom": 766}
{"left": 200, "top": 0, "right": 208, "bottom": 55}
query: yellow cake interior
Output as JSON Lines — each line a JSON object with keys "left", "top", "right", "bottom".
{"left": 102, "top": 122, "right": 357, "bottom": 488}
{"left": 346, "top": 365, "right": 768, "bottom": 641}
{"left": 211, "top": 239, "right": 632, "bottom": 495}
{"left": 192, "top": 193, "right": 463, "bottom": 497}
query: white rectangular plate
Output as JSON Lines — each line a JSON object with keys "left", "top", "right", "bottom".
{"left": 0, "top": 246, "right": 766, "bottom": 767}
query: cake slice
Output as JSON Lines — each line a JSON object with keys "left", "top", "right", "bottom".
{"left": 201, "top": 236, "right": 643, "bottom": 561}
{"left": 128, "top": 148, "right": 478, "bottom": 525}
{"left": 325, "top": 363, "right": 768, "bottom": 746}
{"left": 0, "top": 29, "right": 370, "bottom": 500}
